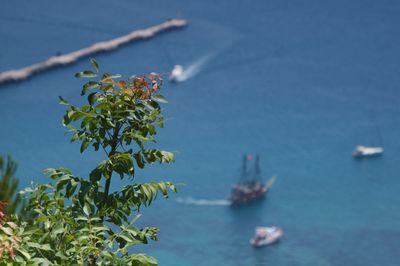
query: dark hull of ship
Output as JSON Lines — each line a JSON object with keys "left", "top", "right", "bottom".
{"left": 229, "top": 189, "right": 267, "bottom": 205}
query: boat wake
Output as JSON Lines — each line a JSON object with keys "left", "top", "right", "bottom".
{"left": 176, "top": 197, "right": 231, "bottom": 206}
{"left": 171, "top": 53, "right": 213, "bottom": 82}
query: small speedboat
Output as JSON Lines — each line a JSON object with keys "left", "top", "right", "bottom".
{"left": 352, "top": 145, "right": 383, "bottom": 158}
{"left": 250, "top": 226, "right": 283, "bottom": 247}
{"left": 169, "top": 65, "right": 184, "bottom": 82}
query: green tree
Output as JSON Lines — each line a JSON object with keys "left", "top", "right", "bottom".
{"left": 0, "top": 155, "right": 22, "bottom": 214}
{"left": 0, "top": 59, "right": 177, "bottom": 265}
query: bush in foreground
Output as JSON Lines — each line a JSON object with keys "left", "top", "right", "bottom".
{"left": 0, "top": 59, "right": 177, "bottom": 265}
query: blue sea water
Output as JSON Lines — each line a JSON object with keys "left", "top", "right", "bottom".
{"left": 1, "top": 0, "right": 400, "bottom": 265}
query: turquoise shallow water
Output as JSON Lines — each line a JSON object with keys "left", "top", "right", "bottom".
{"left": 1, "top": 0, "right": 400, "bottom": 265}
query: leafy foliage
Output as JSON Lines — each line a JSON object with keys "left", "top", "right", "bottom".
{"left": 0, "top": 155, "right": 23, "bottom": 214}
{"left": 0, "top": 59, "right": 177, "bottom": 265}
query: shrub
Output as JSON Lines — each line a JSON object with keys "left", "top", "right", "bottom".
{"left": 0, "top": 59, "right": 177, "bottom": 265}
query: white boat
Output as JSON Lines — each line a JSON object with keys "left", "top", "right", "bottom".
{"left": 250, "top": 226, "right": 283, "bottom": 247}
{"left": 352, "top": 145, "right": 383, "bottom": 158}
{"left": 169, "top": 64, "right": 184, "bottom": 82}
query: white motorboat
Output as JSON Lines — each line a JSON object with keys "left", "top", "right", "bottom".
{"left": 250, "top": 226, "right": 283, "bottom": 247}
{"left": 169, "top": 64, "right": 184, "bottom": 82}
{"left": 352, "top": 145, "right": 383, "bottom": 158}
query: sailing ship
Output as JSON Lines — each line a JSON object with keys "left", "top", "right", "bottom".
{"left": 229, "top": 154, "right": 276, "bottom": 205}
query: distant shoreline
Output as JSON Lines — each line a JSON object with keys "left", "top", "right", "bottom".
{"left": 0, "top": 19, "right": 187, "bottom": 85}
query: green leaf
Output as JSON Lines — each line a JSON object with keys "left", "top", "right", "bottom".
{"left": 158, "top": 116, "right": 164, "bottom": 128}
{"left": 27, "top": 242, "right": 42, "bottom": 249}
{"left": 101, "top": 250, "right": 114, "bottom": 260}
{"left": 81, "top": 81, "right": 99, "bottom": 95}
{"left": 134, "top": 153, "right": 145, "bottom": 169}
{"left": 52, "top": 223, "right": 64, "bottom": 236}
{"left": 160, "top": 150, "right": 175, "bottom": 163}
{"left": 0, "top": 226, "right": 13, "bottom": 235}
{"left": 92, "top": 225, "right": 109, "bottom": 232}
{"left": 100, "top": 73, "right": 121, "bottom": 83}
{"left": 31, "top": 258, "right": 51, "bottom": 264}
{"left": 75, "top": 70, "right": 97, "bottom": 78}
{"left": 142, "top": 149, "right": 175, "bottom": 164}
{"left": 90, "top": 57, "right": 99, "bottom": 72}
{"left": 107, "top": 74, "right": 122, "bottom": 79}
{"left": 151, "top": 94, "right": 168, "bottom": 103}
{"left": 75, "top": 215, "right": 88, "bottom": 222}
{"left": 66, "top": 179, "right": 78, "bottom": 197}
{"left": 106, "top": 119, "right": 116, "bottom": 128}
{"left": 148, "top": 125, "right": 156, "bottom": 135}
{"left": 59, "top": 96, "right": 69, "bottom": 105}
{"left": 166, "top": 182, "right": 178, "bottom": 193}
{"left": 140, "top": 185, "right": 152, "bottom": 201}
{"left": 157, "top": 182, "right": 168, "bottom": 197}
{"left": 27, "top": 242, "right": 52, "bottom": 251}
{"left": 40, "top": 244, "right": 52, "bottom": 251}
{"left": 90, "top": 167, "right": 102, "bottom": 182}
{"left": 17, "top": 249, "right": 31, "bottom": 260}
{"left": 88, "top": 92, "right": 98, "bottom": 105}
{"left": 6, "top": 222, "right": 17, "bottom": 229}
{"left": 131, "top": 214, "right": 141, "bottom": 224}
{"left": 118, "top": 233, "right": 134, "bottom": 243}
{"left": 56, "top": 176, "right": 71, "bottom": 191}
{"left": 131, "top": 254, "right": 158, "bottom": 266}
{"left": 83, "top": 202, "right": 91, "bottom": 216}
{"left": 80, "top": 140, "right": 91, "bottom": 153}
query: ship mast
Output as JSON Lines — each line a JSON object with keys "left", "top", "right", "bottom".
{"left": 240, "top": 154, "right": 249, "bottom": 183}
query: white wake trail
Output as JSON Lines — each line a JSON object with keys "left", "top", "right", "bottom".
{"left": 174, "top": 54, "right": 214, "bottom": 82}
{"left": 176, "top": 197, "right": 231, "bottom": 206}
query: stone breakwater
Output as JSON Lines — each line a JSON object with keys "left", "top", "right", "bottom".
{"left": 0, "top": 19, "right": 187, "bottom": 85}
